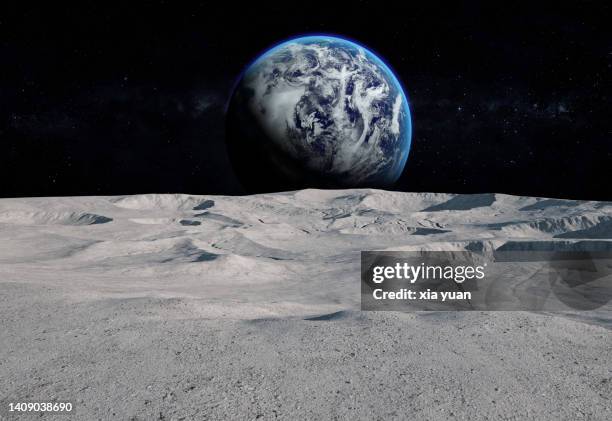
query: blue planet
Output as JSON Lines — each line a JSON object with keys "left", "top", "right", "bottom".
{"left": 226, "top": 35, "right": 412, "bottom": 192}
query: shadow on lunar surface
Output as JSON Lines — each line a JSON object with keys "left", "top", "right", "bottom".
{"left": 519, "top": 199, "right": 587, "bottom": 211}
{"left": 193, "top": 199, "right": 215, "bottom": 211}
{"left": 304, "top": 310, "right": 357, "bottom": 321}
{"left": 0, "top": 210, "right": 112, "bottom": 225}
{"left": 179, "top": 219, "right": 201, "bottom": 226}
{"left": 422, "top": 193, "right": 497, "bottom": 212}
{"left": 194, "top": 211, "right": 243, "bottom": 227}
{"left": 555, "top": 218, "right": 612, "bottom": 239}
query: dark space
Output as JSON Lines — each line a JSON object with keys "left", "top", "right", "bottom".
{"left": 1, "top": 2, "right": 609, "bottom": 199}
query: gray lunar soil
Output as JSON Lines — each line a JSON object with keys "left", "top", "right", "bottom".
{"left": 0, "top": 189, "right": 610, "bottom": 420}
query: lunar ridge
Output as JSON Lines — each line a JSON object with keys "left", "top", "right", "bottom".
{"left": 1, "top": 189, "right": 611, "bottom": 313}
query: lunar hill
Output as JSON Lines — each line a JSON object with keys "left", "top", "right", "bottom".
{"left": 1, "top": 189, "right": 610, "bottom": 318}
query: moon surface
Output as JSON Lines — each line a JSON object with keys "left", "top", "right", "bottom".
{"left": 1, "top": 190, "right": 610, "bottom": 419}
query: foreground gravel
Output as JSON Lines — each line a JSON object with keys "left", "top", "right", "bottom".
{"left": 1, "top": 283, "right": 610, "bottom": 420}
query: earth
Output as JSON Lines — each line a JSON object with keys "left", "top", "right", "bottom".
{"left": 226, "top": 35, "right": 412, "bottom": 192}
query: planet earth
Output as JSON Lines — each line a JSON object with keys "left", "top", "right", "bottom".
{"left": 226, "top": 35, "right": 412, "bottom": 192}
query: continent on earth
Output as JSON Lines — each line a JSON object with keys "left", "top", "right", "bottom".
{"left": 226, "top": 36, "right": 412, "bottom": 193}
